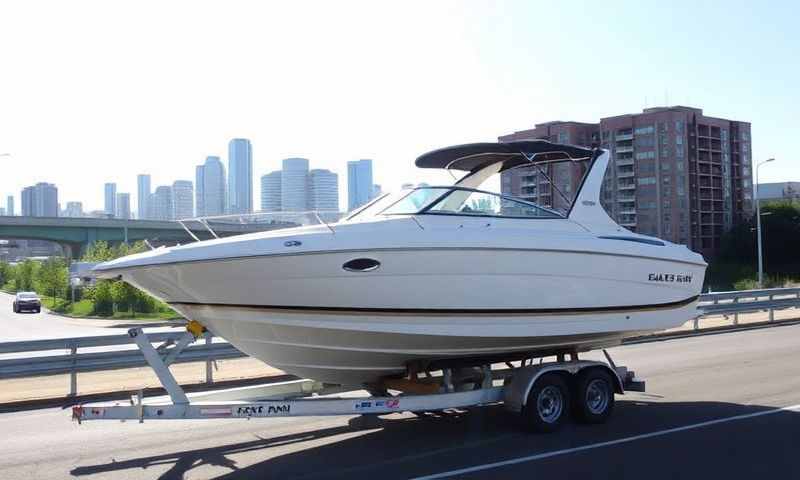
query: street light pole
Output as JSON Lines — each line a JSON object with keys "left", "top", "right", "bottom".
{"left": 755, "top": 157, "right": 776, "bottom": 287}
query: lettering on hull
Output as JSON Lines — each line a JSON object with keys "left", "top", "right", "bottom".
{"left": 648, "top": 273, "right": 693, "bottom": 283}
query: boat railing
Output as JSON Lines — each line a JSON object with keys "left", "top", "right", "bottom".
{"left": 176, "top": 211, "right": 346, "bottom": 242}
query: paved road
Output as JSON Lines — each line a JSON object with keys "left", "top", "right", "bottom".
{"left": 1, "top": 323, "right": 799, "bottom": 479}
{"left": 0, "top": 292, "right": 130, "bottom": 341}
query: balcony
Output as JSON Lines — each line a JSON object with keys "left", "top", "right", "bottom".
{"left": 617, "top": 169, "right": 635, "bottom": 178}
{"left": 618, "top": 182, "right": 636, "bottom": 190}
{"left": 616, "top": 158, "right": 634, "bottom": 166}
{"left": 616, "top": 146, "right": 634, "bottom": 153}
{"left": 619, "top": 209, "right": 637, "bottom": 215}
{"left": 616, "top": 133, "right": 633, "bottom": 141}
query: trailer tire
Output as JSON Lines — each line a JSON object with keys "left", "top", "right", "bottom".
{"left": 572, "top": 368, "right": 615, "bottom": 424}
{"left": 522, "top": 373, "right": 569, "bottom": 433}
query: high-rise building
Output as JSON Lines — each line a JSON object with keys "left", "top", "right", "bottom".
{"left": 196, "top": 156, "right": 227, "bottom": 217}
{"left": 260, "top": 171, "right": 282, "bottom": 212}
{"left": 137, "top": 174, "right": 151, "bottom": 220}
{"left": 151, "top": 186, "right": 173, "bottom": 221}
{"left": 6, "top": 195, "right": 14, "bottom": 216}
{"left": 308, "top": 169, "right": 339, "bottom": 212}
{"left": 104, "top": 183, "right": 117, "bottom": 217}
{"left": 228, "top": 138, "right": 253, "bottom": 214}
{"left": 498, "top": 106, "right": 753, "bottom": 257}
{"left": 116, "top": 193, "right": 131, "bottom": 219}
{"left": 172, "top": 180, "right": 194, "bottom": 220}
{"left": 64, "top": 201, "right": 83, "bottom": 218}
{"left": 21, "top": 182, "right": 59, "bottom": 217}
{"left": 281, "top": 158, "right": 310, "bottom": 212}
{"left": 347, "top": 159, "right": 373, "bottom": 211}
{"left": 0, "top": 208, "right": 5, "bottom": 216}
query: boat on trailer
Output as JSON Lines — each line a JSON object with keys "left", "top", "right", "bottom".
{"left": 93, "top": 140, "right": 706, "bottom": 387}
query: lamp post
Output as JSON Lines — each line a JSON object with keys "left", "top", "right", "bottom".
{"left": 755, "top": 157, "right": 776, "bottom": 287}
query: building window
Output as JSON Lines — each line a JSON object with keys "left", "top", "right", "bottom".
{"left": 676, "top": 147, "right": 684, "bottom": 158}
{"left": 558, "top": 132, "right": 570, "bottom": 144}
{"left": 662, "top": 176, "right": 671, "bottom": 184}
{"left": 677, "top": 184, "right": 685, "bottom": 197}
{"left": 676, "top": 160, "right": 684, "bottom": 171}
{"left": 660, "top": 163, "right": 671, "bottom": 172}
{"left": 635, "top": 151, "right": 655, "bottom": 160}
{"left": 676, "top": 134, "right": 683, "bottom": 145}
{"left": 635, "top": 125, "right": 654, "bottom": 135}
{"left": 675, "top": 120, "right": 683, "bottom": 133}
{"left": 637, "top": 177, "right": 656, "bottom": 186}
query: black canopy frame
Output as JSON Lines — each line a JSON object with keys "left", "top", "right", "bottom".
{"left": 415, "top": 140, "right": 596, "bottom": 174}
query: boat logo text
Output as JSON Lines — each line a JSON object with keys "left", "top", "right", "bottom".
{"left": 648, "top": 273, "right": 692, "bottom": 283}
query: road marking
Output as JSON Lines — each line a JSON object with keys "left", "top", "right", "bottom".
{"left": 413, "top": 403, "right": 800, "bottom": 479}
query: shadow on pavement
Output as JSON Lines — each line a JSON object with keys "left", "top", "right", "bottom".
{"left": 69, "top": 399, "right": 799, "bottom": 480}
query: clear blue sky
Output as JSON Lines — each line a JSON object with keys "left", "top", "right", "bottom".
{"left": 0, "top": 1, "right": 796, "bottom": 212}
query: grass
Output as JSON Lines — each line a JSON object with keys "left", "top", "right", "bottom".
{"left": 43, "top": 297, "right": 181, "bottom": 321}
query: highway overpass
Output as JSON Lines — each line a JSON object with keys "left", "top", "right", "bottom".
{"left": 0, "top": 216, "right": 271, "bottom": 259}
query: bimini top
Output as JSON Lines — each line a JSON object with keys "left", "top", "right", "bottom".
{"left": 415, "top": 140, "right": 595, "bottom": 174}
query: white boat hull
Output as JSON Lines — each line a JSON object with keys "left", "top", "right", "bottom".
{"left": 118, "top": 247, "right": 704, "bottom": 385}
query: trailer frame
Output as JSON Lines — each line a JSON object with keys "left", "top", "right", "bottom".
{"left": 72, "top": 326, "right": 644, "bottom": 432}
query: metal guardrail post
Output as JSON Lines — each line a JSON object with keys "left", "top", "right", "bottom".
{"left": 693, "top": 317, "right": 699, "bottom": 331}
{"left": 733, "top": 297, "right": 739, "bottom": 325}
{"left": 769, "top": 294, "right": 775, "bottom": 322}
{"left": 205, "top": 333, "right": 213, "bottom": 384}
{"left": 68, "top": 344, "right": 78, "bottom": 397}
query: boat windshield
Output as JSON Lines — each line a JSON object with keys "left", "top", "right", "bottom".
{"left": 349, "top": 187, "right": 562, "bottom": 220}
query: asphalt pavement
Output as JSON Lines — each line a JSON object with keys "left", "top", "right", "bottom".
{"left": 0, "top": 292, "right": 129, "bottom": 341}
{"left": 0, "top": 322, "right": 799, "bottom": 479}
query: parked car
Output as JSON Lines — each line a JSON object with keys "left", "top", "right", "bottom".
{"left": 13, "top": 292, "right": 41, "bottom": 313}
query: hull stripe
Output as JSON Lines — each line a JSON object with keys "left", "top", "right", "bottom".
{"left": 169, "top": 295, "right": 699, "bottom": 316}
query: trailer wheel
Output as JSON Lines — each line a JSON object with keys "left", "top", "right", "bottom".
{"left": 572, "top": 368, "right": 615, "bottom": 424}
{"left": 522, "top": 373, "right": 569, "bottom": 433}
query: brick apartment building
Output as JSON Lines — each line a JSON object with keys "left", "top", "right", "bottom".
{"left": 499, "top": 106, "right": 753, "bottom": 258}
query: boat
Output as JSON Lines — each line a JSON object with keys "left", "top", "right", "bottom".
{"left": 94, "top": 140, "right": 707, "bottom": 386}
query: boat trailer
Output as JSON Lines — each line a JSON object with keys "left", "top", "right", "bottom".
{"left": 72, "top": 325, "right": 645, "bottom": 433}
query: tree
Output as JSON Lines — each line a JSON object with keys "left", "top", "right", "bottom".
{"left": 14, "top": 260, "right": 39, "bottom": 292}
{"left": 82, "top": 241, "right": 115, "bottom": 262}
{"left": 709, "top": 201, "right": 800, "bottom": 289}
{"left": 81, "top": 241, "right": 159, "bottom": 316}
{"left": 0, "top": 261, "right": 10, "bottom": 288}
{"left": 36, "top": 257, "right": 69, "bottom": 302}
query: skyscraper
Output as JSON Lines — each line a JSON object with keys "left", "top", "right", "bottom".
{"left": 172, "top": 180, "right": 194, "bottom": 220}
{"left": 137, "top": 174, "right": 151, "bottom": 220}
{"left": 104, "top": 183, "right": 117, "bottom": 217}
{"left": 21, "top": 183, "right": 59, "bottom": 217}
{"left": 6, "top": 195, "right": 14, "bottom": 216}
{"left": 196, "top": 156, "right": 227, "bottom": 217}
{"left": 228, "top": 138, "right": 253, "bottom": 214}
{"left": 64, "top": 201, "right": 83, "bottom": 218}
{"left": 151, "top": 186, "right": 173, "bottom": 221}
{"left": 281, "top": 158, "right": 309, "bottom": 212}
{"left": 116, "top": 193, "right": 131, "bottom": 219}
{"left": 260, "top": 171, "right": 282, "bottom": 212}
{"left": 308, "top": 169, "right": 339, "bottom": 211}
{"left": 347, "top": 159, "right": 373, "bottom": 211}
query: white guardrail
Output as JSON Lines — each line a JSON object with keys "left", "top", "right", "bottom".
{"left": 0, "top": 287, "right": 798, "bottom": 399}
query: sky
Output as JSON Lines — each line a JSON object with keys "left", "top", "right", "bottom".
{"left": 0, "top": 1, "right": 798, "bottom": 213}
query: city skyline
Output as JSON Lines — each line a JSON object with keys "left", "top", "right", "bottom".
{"left": 3, "top": 3, "right": 796, "bottom": 215}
